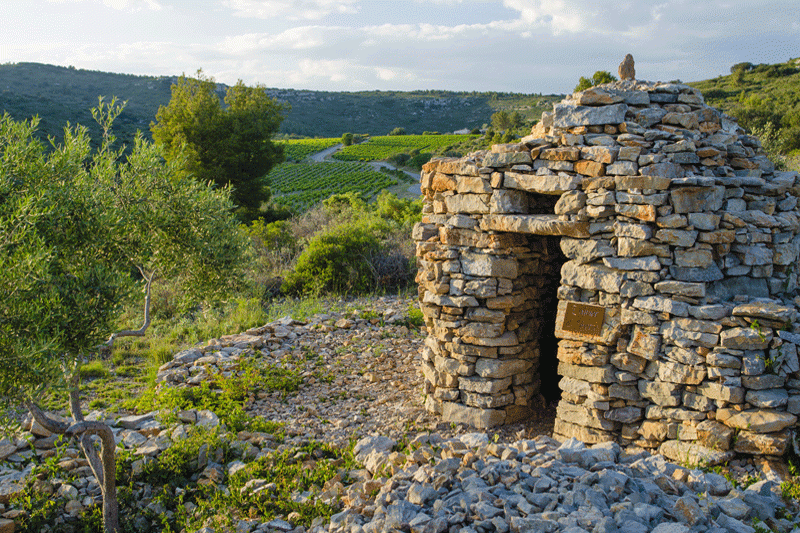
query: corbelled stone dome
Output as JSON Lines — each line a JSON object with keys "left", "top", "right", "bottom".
{"left": 414, "top": 78, "right": 800, "bottom": 461}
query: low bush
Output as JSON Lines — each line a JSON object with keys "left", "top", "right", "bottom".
{"left": 280, "top": 192, "right": 420, "bottom": 295}
{"left": 283, "top": 219, "right": 385, "bottom": 295}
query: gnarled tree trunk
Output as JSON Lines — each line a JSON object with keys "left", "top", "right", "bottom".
{"left": 26, "top": 375, "right": 120, "bottom": 533}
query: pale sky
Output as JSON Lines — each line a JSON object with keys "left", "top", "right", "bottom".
{"left": 1, "top": 0, "right": 798, "bottom": 93}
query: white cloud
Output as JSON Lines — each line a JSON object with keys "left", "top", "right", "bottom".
{"left": 364, "top": 21, "right": 496, "bottom": 43}
{"left": 375, "top": 67, "right": 396, "bottom": 81}
{"left": 219, "top": 26, "right": 343, "bottom": 53}
{"left": 46, "top": 0, "right": 162, "bottom": 10}
{"left": 102, "top": 0, "right": 161, "bottom": 9}
{"left": 222, "top": 0, "right": 359, "bottom": 20}
{"left": 290, "top": 58, "right": 352, "bottom": 83}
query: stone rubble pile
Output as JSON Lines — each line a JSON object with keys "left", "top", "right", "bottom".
{"left": 413, "top": 78, "right": 800, "bottom": 461}
{"left": 329, "top": 433, "right": 800, "bottom": 533}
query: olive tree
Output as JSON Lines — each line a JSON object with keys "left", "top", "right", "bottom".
{"left": 0, "top": 101, "right": 249, "bottom": 532}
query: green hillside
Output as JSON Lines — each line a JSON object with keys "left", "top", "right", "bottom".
{"left": 0, "top": 62, "right": 176, "bottom": 148}
{"left": 270, "top": 88, "right": 560, "bottom": 137}
{"left": 0, "top": 62, "right": 560, "bottom": 147}
{"left": 689, "top": 58, "right": 800, "bottom": 157}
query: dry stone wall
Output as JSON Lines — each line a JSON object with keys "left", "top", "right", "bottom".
{"left": 414, "top": 78, "right": 800, "bottom": 460}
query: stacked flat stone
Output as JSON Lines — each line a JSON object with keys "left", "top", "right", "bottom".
{"left": 413, "top": 79, "right": 800, "bottom": 459}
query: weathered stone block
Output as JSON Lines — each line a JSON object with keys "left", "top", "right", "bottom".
{"left": 456, "top": 176, "right": 491, "bottom": 194}
{"left": 561, "top": 261, "right": 624, "bottom": 293}
{"left": 674, "top": 249, "right": 714, "bottom": 268}
{"left": 655, "top": 229, "right": 698, "bottom": 247}
{"left": 574, "top": 160, "right": 605, "bottom": 177}
{"left": 483, "top": 215, "right": 590, "bottom": 237}
{"left": 734, "top": 430, "right": 791, "bottom": 455}
{"left": 431, "top": 172, "right": 457, "bottom": 191}
{"left": 475, "top": 358, "right": 531, "bottom": 379}
{"left": 617, "top": 237, "right": 670, "bottom": 258}
{"left": 616, "top": 203, "right": 657, "bottom": 222}
{"left": 720, "top": 328, "right": 772, "bottom": 350}
{"left": 560, "top": 238, "right": 614, "bottom": 263}
{"left": 556, "top": 401, "right": 616, "bottom": 430}
{"left": 490, "top": 190, "right": 528, "bottom": 213}
{"left": 628, "top": 326, "right": 661, "bottom": 360}
{"left": 654, "top": 280, "right": 705, "bottom": 298}
{"left": 659, "top": 441, "right": 734, "bottom": 466}
{"left": 482, "top": 151, "right": 532, "bottom": 167}
{"left": 557, "top": 362, "right": 616, "bottom": 384}
{"left": 554, "top": 190, "right": 587, "bottom": 215}
{"left": 461, "top": 390, "right": 515, "bottom": 409}
{"left": 540, "top": 147, "right": 581, "bottom": 161}
{"left": 461, "top": 252, "right": 518, "bottom": 279}
{"left": 606, "top": 161, "right": 638, "bottom": 176}
{"left": 720, "top": 409, "right": 797, "bottom": 433}
{"left": 732, "top": 301, "right": 797, "bottom": 324}
{"left": 639, "top": 420, "right": 668, "bottom": 441}
{"left": 552, "top": 102, "right": 628, "bottom": 128}
{"left": 745, "top": 389, "right": 788, "bottom": 409}
{"left": 697, "top": 382, "right": 745, "bottom": 404}
{"left": 605, "top": 407, "right": 643, "bottom": 424}
{"left": 444, "top": 194, "right": 490, "bottom": 214}
{"left": 632, "top": 296, "right": 689, "bottom": 317}
{"left": 670, "top": 186, "right": 725, "bottom": 214}
{"left": 457, "top": 322, "right": 505, "bottom": 339}
{"left": 610, "top": 352, "right": 647, "bottom": 373}
{"left": 441, "top": 402, "right": 505, "bottom": 428}
{"left": 504, "top": 172, "right": 581, "bottom": 194}
{"left": 657, "top": 361, "right": 706, "bottom": 385}
{"left": 741, "top": 374, "right": 785, "bottom": 390}
{"left": 638, "top": 381, "right": 682, "bottom": 406}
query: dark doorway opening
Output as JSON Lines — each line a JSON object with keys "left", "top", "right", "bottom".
{"left": 537, "top": 235, "right": 566, "bottom": 405}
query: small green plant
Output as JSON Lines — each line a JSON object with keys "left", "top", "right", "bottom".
{"left": 405, "top": 303, "right": 424, "bottom": 329}
{"left": 79, "top": 360, "right": 110, "bottom": 379}
{"left": 126, "top": 359, "right": 297, "bottom": 434}
{"left": 751, "top": 517, "right": 772, "bottom": 533}
{"left": 10, "top": 437, "right": 73, "bottom": 531}
{"left": 750, "top": 319, "right": 767, "bottom": 342}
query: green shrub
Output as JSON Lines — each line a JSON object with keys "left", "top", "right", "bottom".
{"left": 374, "top": 190, "right": 423, "bottom": 227}
{"left": 283, "top": 219, "right": 384, "bottom": 295}
{"left": 249, "top": 218, "right": 296, "bottom": 254}
{"left": 407, "top": 151, "right": 432, "bottom": 170}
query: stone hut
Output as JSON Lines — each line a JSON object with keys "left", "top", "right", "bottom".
{"left": 413, "top": 78, "right": 800, "bottom": 461}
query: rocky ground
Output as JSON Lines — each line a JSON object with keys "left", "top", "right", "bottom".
{"left": 1, "top": 295, "right": 799, "bottom": 532}
{"left": 230, "top": 295, "right": 555, "bottom": 447}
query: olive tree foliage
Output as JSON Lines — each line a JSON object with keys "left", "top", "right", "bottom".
{"left": 151, "top": 70, "right": 287, "bottom": 222}
{"left": 0, "top": 100, "right": 249, "bottom": 533}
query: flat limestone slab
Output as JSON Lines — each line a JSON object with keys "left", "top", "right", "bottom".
{"left": 482, "top": 214, "right": 589, "bottom": 237}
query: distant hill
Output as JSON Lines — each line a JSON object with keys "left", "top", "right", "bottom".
{"left": 0, "top": 62, "right": 562, "bottom": 146}
{"left": 0, "top": 62, "right": 175, "bottom": 148}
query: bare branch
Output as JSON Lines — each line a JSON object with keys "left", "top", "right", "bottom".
{"left": 104, "top": 269, "right": 156, "bottom": 349}
{"left": 25, "top": 400, "right": 69, "bottom": 434}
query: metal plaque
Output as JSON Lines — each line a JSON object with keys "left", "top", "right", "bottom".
{"left": 562, "top": 302, "right": 605, "bottom": 337}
